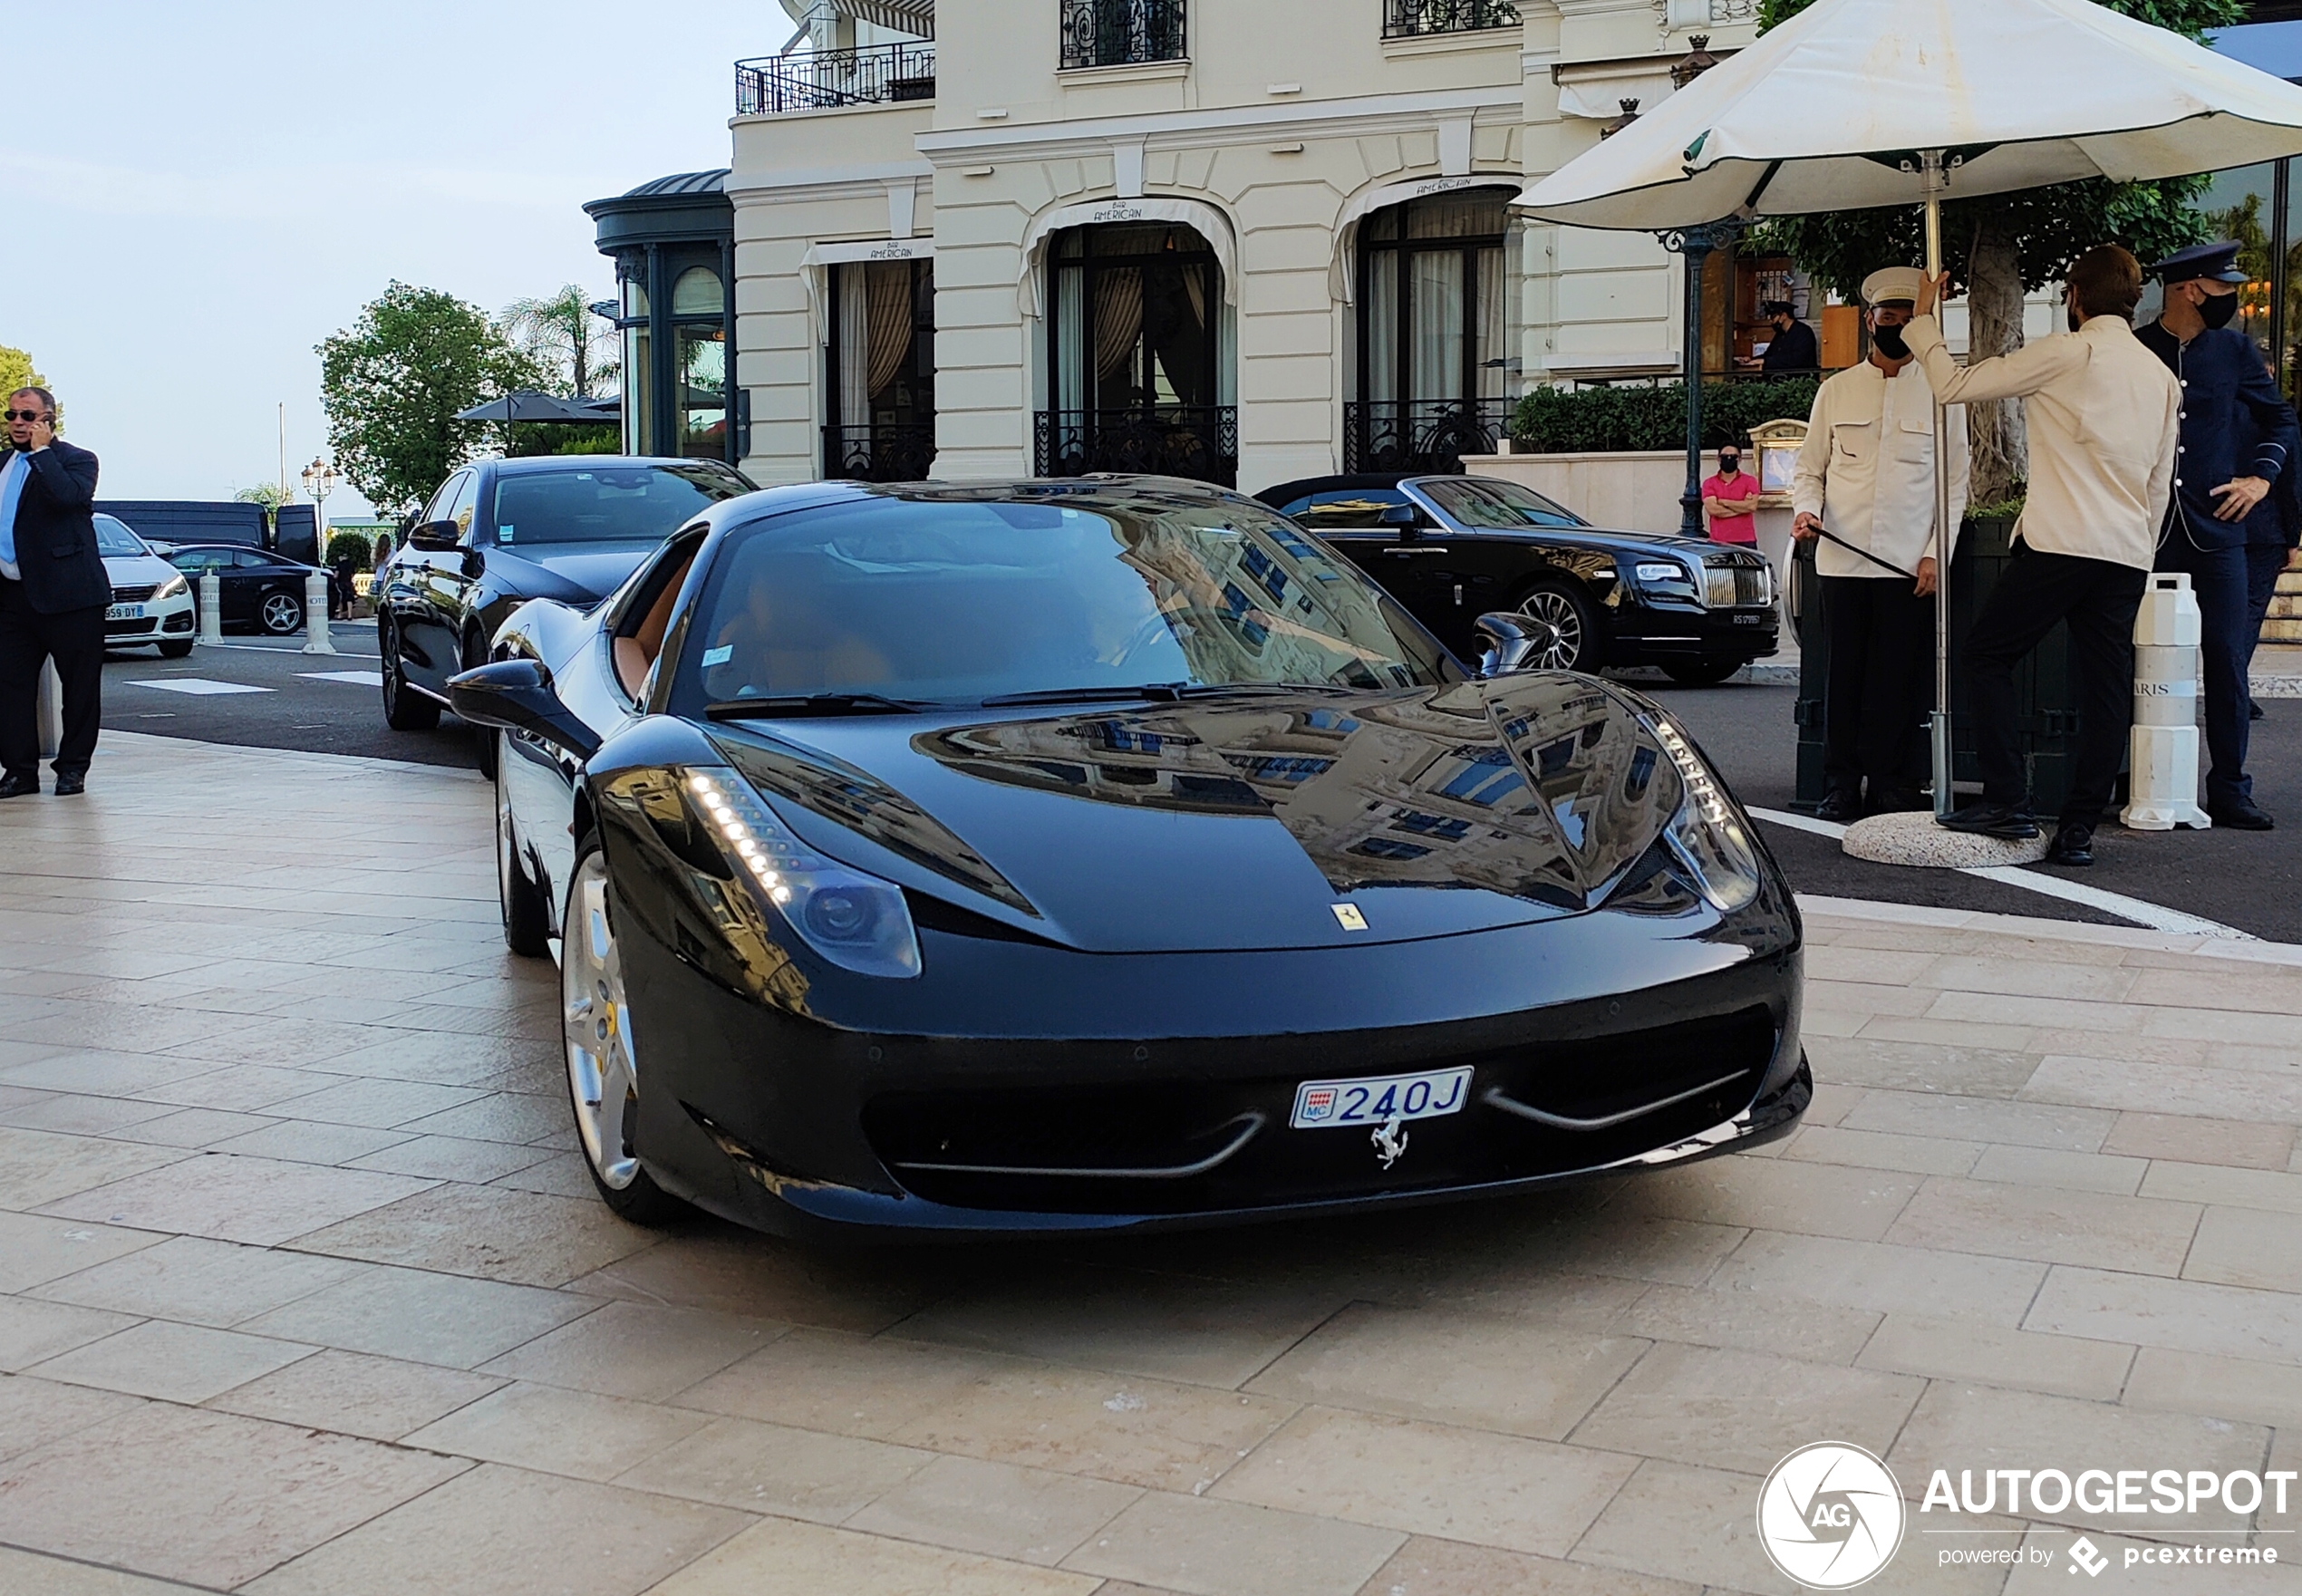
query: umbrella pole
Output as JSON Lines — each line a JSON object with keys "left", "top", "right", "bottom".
{"left": 1921, "top": 148, "right": 1954, "bottom": 819}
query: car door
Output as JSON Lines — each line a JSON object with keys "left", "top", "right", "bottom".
{"left": 1276, "top": 488, "right": 1447, "bottom": 628}
{"left": 229, "top": 549, "right": 287, "bottom": 630}
{"left": 404, "top": 470, "right": 479, "bottom": 693}
{"left": 1403, "top": 478, "right": 1564, "bottom": 656}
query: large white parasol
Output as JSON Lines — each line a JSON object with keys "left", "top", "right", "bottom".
{"left": 1518, "top": 0, "right": 2302, "bottom": 820}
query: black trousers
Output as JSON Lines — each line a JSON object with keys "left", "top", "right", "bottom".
{"left": 1821, "top": 576, "right": 1932, "bottom": 798}
{"left": 0, "top": 579, "right": 104, "bottom": 781}
{"left": 2155, "top": 534, "right": 2254, "bottom": 807}
{"left": 2247, "top": 542, "right": 2290, "bottom": 665}
{"left": 1964, "top": 547, "right": 2147, "bottom": 827}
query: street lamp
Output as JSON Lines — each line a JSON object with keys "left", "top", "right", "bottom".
{"left": 300, "top": 456, "right": 337, "bottom": 591}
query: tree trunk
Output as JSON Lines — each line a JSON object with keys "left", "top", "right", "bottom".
{"left": 1964, "top": 216, "right": 2027, "bottom": 507}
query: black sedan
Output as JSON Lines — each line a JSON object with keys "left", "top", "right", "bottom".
{"left": 160, "top": 544, "right": 338, "bottom": 636}
{"left": 450, "top": 476, "right": 1806, "bottom": 1241}
{"left": 376, "top": 455, "right": 753, "bottom": 773}
{"left": 1259, "top": 474, "right": 1779, "bottom": 685}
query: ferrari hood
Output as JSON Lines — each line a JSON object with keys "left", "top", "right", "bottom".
{"left": 708, "top": 674, "right": 1692, "bottom": 955}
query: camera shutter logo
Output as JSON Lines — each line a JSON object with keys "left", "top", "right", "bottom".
{"left": 1756, "top": 1442, "right": 1906, "bottom": 1589}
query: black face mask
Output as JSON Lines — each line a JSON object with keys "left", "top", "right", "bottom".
{"left": 1871, "top": 323, "right": 1910, "bottom": 360}
{"left": 1718, "top": 457, "right": 1741, "bottom": 475}
{"left": 2198, "top": 289, "right": 2240, "bottom": 331}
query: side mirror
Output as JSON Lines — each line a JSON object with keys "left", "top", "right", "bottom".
{"left": 448, "top": 658, "right": 602, "bottom": 760}
{"left": 1380, "top": 501, "right": 1425, "bottom": 537}
{"left": 1474, "top": 612, "right": 1538, "bottom": 678}
{"left": 407, "top": 520, "right": 462, "bottom": 553}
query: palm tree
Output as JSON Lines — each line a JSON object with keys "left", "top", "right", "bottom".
{"left": 501, "top": 285, "right": 618, "bottom": 398}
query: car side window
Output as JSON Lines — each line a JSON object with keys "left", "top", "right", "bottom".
{"left": 1281, "top": 488, "right": 1412, "bottom": 530}
{"left": 445, "top": 474, "right": 481, "bottom": 542}
{"left": 233, "top": 550, "right": 270, "bottom": 569}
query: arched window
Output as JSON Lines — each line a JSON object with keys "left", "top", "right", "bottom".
{"left": 1350, "top": 187, "right": 1515, "bottom": 472}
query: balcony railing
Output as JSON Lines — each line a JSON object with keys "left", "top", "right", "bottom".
{"left": 1343, "top": 399, "right": 1512, "bottom": 475}
{"left": 736, "top": 43, "right": 936, "bottom": 114}
{"left": 1059, "top": 0, "right": 1187, "bottom": 69}
{"left": 1382, "top": 0, "right": 1521, "bottom": 39}
{"left": 823, "top": 421, "right": 938, "bottom": 483}
{"left": 1035, "top": 406, "right": 1237, "bottom": 487}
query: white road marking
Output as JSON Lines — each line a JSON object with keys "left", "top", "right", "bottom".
{"left": 1746, "top": 806, "right": 2256, "bottom": 942}
{"left": 127, "top": 679, "right": 271, "bottom": 696}
{"left": 298, "top": 671, "right": 384, "bottom": 687}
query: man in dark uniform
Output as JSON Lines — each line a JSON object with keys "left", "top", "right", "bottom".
{"left": 1758, "top": 301, "right": 1820, "bottom": 373}
{"left": 2138, "top": 240, "right": 2297, "bottom": 830}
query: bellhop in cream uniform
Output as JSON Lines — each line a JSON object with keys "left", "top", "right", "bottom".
{"left": 1791, "top": 266, "right": 1968, "bottom": 819}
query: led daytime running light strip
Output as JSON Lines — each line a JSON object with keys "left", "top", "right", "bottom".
{"left": 1653, "top": 720, "right": 1729, "bottom": 827}
{"left": 685, "top": 771, "right": 817, "bottom": 906}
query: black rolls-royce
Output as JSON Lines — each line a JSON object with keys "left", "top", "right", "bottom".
{"left": 1258, "top": 474, "right": 1779, "bottom": 685}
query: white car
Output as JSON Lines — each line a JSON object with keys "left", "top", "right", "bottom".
{"left": 95, "top": 513, "right": 197, "bottom": 657}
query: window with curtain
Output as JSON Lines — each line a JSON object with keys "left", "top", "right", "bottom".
{"left": 828, "top": 259, "right": 937, "bottom": 430}
{"left": 1357, "top": 188, "right": 1514, "bottom": 407}
{"left": 1047, "top": 224, "right": 1221, "bottom": 413}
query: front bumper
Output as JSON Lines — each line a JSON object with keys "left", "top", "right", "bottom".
{"left": 106, "top": 593, "right": 197, "bottom": 642}
{"left": 1609, "top": 601, "right": 1779, "bottom": 663}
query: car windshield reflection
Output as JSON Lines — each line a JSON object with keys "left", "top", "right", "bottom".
{"left": 674, "top": 487, "right": 1461, "bottom": 712}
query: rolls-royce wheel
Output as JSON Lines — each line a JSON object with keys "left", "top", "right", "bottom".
{"left": 380, "top": 617, "right": 441, "bottom": 731}
{"left": 562, "top": 845, "right": 685, "bottom": 1224}
{"left": 1512, "top": 583, "right": 1599, "bottom": 672}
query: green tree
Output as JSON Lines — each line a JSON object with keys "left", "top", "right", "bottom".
{"left": 502, "top": 285, "right": 618, "bottom": 398}
{"left": 0, "top": 343, "right": 45, "bottom": 398}
{"left": 1751, "top": 0, "right": 2243, "bottom": 503}
{"left": 317, "top": 283, "right": 551, "bottom": 515}
{"left": 234, "top": 483, "right": 290, "bottom": 513}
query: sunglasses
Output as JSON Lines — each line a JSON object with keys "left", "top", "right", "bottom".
{"left": 4, "top": 410, "right": 50, "bottom": 422}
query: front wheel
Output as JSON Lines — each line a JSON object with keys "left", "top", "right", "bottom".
{"left": 259, "top": 589, "right": 303, "bottom": 635}
{"left": 562, "top": 846, "right": 686, "bottom": 1224}
{"left": 1512, "top": 583, "right": 1600, "bottom": 672}
{"left": 1661, "top": 658, "right": 1746, "bottom": 687}
{"left": 380, "top": 617, "right": 441, "bottom": 731}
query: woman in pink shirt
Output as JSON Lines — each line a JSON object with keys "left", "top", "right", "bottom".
{"left": 1700, "top": 446, "right": 1760, "bottom": 545}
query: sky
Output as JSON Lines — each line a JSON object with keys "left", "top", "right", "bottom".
{"left": 3, "top": 1, "right": 785, "bottom": 516}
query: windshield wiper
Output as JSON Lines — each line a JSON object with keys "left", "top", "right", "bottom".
{"left": 979, "top": 682, "right": 1360, "bottom": 708}
{"left": 705, "top": 693, "right": 938, "bottom": 720}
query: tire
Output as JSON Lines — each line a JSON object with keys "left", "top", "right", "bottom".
{"left": 1511, "top": 582, "right": 1600, "bottom": 672}
{"left": 258, "top": 588, "right": 303, "bottom": 636}
{"left": 497, "top": 760, "right": 552, "bottom": 958}
{"left": 466, "top": 631, "right": 499, "bottom": 779}
{"left": 379, "top": 617, "right": 441, "bottom": 731}
{"left": 1661, "top": 658, "right": 1746, "bottom": 687}
{"left": 562, "top": 844, "right": 687, "bottom": 1224}
{"left": 158, "top": 639, "right": 194, "bottom": 659}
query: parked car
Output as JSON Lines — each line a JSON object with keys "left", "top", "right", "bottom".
{"left": 158, "top": 544, "right": 334, "bottom": 637}
{"left": 1257, "top": 473, "right": 1780, "bottom": 686}
{"left": 375, "top": 455, "right": 754, "bottom": 774}
{"left": 94, "top": 514, "right": 197, "bottom": 657}
{"left": 447, "top": 476, "right": 1806, "bottom": 1242}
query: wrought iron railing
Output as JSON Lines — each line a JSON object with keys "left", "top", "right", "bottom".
{"left": 823, "top": 421, "right": 938, "bottom": 483}
{"left": 1059, "top": 0, "right": 1187, "bottom": 68}
{"left": 736, "top": 43, "right": 936, "bottom": 114}
{"left": 1382, "top": 0, "right": 1521, "bottom": 38}
{"left": 1035, "top": 406, "right": 1237, "bottom": 487}
{"left": 1343, "top": 399, "right": 1512, "bottom": 474}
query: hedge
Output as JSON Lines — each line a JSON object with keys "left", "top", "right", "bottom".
{"left": 1508, "top": 376, "right": 1822, "bottom": 455}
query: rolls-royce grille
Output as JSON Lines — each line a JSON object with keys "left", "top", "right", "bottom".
{"left": 1703, "top": 561, "right": 1771, "bottom": 609}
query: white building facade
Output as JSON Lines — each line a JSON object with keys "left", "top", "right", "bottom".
{"left": 602, "top": 0, "right": 1791, "bottom": 497}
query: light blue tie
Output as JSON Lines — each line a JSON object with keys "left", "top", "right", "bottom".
{"left": 0, "top": 451, "right": 25, "bottom": 570}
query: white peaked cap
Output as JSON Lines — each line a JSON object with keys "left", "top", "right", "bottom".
{"left": 1862, "top": 266, "right": 1926, "bottom": 306}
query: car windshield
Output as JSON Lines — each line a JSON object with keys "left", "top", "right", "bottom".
{"left": 1417, "top": 477, "right": 1586, "bottom": 529}
{"left": 487, "top": 463, "right": 750, "bottom": 545}
{"left": 674, "top": 489, "right": 1458, "bottom": 711}
{"left": 92, "top": 515, "right": 150, "bottom": 557}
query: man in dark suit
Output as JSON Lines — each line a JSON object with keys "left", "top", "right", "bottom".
{"left": 0, "top": 387, "right": 109, "bottom": 798}
{"left": 2139, "top": 241, "right": 2301, "bottom": 830}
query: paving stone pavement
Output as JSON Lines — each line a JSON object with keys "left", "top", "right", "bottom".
{"left": 5, "top": 731, "right": 2302, "bottom": 1594}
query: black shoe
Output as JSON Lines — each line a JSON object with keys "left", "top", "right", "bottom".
{"left": 2046, "top": 822, "right": 2094, "bottom": 866}
{"left": 53, "top": 772, "right": 85, "bottom": 797}
{"left": 1937, "top": 801, "right": 2041, "bottom": 840}
{"left": 1868, "top": 786, "right": 1928, "bottom": 815}
{"left": 2252, "top": 700, "right": 2266, "bottom": 721}
{"left": 2209, "top": 798, "right": 2275, "bottom": 831}
{"left": 0, "top": 773, "right": 34, "bottom": 799}
{"left": 1814, "top": 789, "right": 1863, "bottom": 824}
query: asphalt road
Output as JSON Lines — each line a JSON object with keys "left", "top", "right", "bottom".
{"left": 85, "top": 635, "right": 2301, "bottom": 943}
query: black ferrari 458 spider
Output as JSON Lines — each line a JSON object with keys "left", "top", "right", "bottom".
{"left": 450, "top": 475, "right": 1807, "bottom": 1240}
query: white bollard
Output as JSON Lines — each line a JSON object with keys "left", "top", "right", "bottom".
{"left": 2121, "top": 571, "right": 2211, "bottom": 831}
{"left": 198, "top": 572, "right": 223, "bottom": 644}
{"left": 35, "top": 659, "right": 63, "bottom": 759}
{"left": 302, "top": 569, "right": 336, "bottom": 655}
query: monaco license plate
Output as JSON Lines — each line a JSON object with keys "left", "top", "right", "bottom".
{"left": 106, "top": 604, "right": 145, "bottom": 621}
{"left": 1291, "top": 1067, "right": 1472, "bottom": 1130}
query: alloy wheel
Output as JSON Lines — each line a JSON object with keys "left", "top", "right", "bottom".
{"left": 1514, "top": 589, "right": 1585, "bottom": 671}
{"left": 260, "top": 591, "right": 303, "bottom": 634}
{"left": 563, "top": 854, "right": 641, "bottom": 1189}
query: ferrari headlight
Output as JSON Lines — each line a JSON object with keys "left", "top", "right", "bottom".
{"left": 683, "top": 769, "right": 921, "bottom": 979}
{"left": 153, "top": 573, "right": 189, "bottom": 600}
{"left": 1650, "top": 718, "right": 1761, "bottom": 914}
